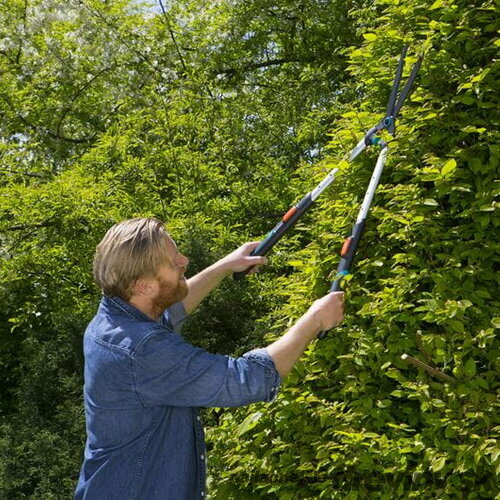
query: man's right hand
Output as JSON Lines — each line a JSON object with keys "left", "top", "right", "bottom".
{"left": 304, "top": 292, "right": 345, "bottom": 332}
{"left": 266, "top": 292, "right": 345, "bottom": 378}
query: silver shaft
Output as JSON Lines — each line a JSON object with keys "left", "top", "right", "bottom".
{"left": 356, "top": 147, "right": 388, "bottom": 222}
{"left": 311, "top": 168, "right": 339, "bottom": 201}
{"left": 350, "top": 136, "right": 367, "bottom": 161}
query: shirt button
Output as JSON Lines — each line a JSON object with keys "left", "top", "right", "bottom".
{"left": 200, "top": 454, "right": 205, "bottom": 460}
{"left": 201, "top": 493, "right": 204, "bottom": 497}
{"left": 197, "top": 416, "right": 201, "bottom": 421}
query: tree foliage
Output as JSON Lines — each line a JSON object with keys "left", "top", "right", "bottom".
{"left": 0, "top": 0, "right": 498, "bottom": 498}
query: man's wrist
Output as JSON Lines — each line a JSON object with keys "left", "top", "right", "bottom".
{"left": 208, "top": 258, "right": 232, "bottom": 280}
{"left": 296, "top": 312, "right": 322, "bottom": 339}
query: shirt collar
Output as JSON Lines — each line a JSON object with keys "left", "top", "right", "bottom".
{"left": 101, "top": 295, "right": 155, "bottom": 323}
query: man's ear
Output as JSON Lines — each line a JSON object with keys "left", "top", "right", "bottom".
{"left": 131, "top": 277, "right": 156, "bottom": 296}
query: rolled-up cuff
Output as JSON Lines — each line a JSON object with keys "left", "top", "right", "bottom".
{"left": 165, "top": 302, "right": 188, "bottom": 333}
{"left": 243, "top": 348, "right": 281, "bottom": 402}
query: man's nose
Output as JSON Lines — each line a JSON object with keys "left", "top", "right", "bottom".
{"left": 178, "top": 254, "right": 189, "bottom": 267}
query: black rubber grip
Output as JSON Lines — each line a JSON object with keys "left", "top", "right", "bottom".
{"left": 233, "top": 194, "right": 313, "bottom": 280}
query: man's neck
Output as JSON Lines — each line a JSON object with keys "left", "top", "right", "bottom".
{"left": 128, "top": 296, "right": 162, "bottom": 321}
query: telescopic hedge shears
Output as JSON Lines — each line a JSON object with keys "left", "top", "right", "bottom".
{"left": 317, "top": 46, "right": 423, "bottom": 338}
{"left": 234, "top": 46, "right": 423, "bottom": 336}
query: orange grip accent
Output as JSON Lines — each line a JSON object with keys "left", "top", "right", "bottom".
{"left": 282, "top": 206, "right": 298, "bottom": 222}
{"left": 341, "top": 237, "right": 352, "bottom": 257}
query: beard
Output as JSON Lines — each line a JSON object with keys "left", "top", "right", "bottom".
{"left": 152, "top": 273, "right": 189, "bottom": 313}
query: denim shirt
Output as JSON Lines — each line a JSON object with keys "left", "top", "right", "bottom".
{"left": 75, "top": 295, "right": 280, "bottom": 500}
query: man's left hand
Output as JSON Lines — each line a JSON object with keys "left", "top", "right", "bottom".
{"left": 219, "top": 241, "right": 268, "bottom": 275}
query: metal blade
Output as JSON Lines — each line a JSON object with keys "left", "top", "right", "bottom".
{"left": 393, "top": 55, "right": 423, "bottom": 118}
{"left": 386, "top": 45, "right": 408, "bottom": 118}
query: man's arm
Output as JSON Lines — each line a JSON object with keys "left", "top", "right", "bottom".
{"left": 182, "top": 241, "right": 268, "bottom": 315}
{"left": 266, "top": 292, "right": 345, "bottom": 378}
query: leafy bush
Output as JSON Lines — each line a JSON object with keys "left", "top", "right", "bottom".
{"left": 207, "top": 1, "right": 499, "bottom": 498}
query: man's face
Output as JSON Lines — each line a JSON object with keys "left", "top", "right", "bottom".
{"left": 151, "top": 236, "right": 189, "bottom": 311}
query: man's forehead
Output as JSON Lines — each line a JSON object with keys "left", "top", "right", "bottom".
{"left": 164, "top": 235, "right": 178, "bottom": 253}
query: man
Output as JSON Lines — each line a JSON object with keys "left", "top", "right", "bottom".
{"left": 75, "top": 217, "right": 344, "bottom": 499}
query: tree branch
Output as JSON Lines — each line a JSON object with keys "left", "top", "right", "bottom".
{"left": 157, "top": 0, "right": 188, "bottom": 73}
{"left": 0, "top": 167, "right": 47, "bottom": 179}
{"left": 15, "top": 0, "right": 29, "bottom": 64}
{"left": 216, "top": 57, "right": 312, "bottom": 77}
{"left": 401, "top": 354, "right": 457, "bottom": 384}
{"left": 415, "top": 330, "right": 435, "bottom": 367}
{"left": 0, "top": 93, "right": 92, "bottom": 144}
{"left": 80, "top": 0, "right": 163, "bottom": 78}
{"left": 2, "top": 220, "right": 57, "bottom": 232}
{"left": 55, "top": 64, "right": 117, "bottom": 138}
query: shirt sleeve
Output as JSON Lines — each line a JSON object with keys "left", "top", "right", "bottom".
{"left": 161, "top": 302, "right": 188, "bottom": 333}
{"left": 132, "top": 329, "right": 281, "bottom": 408}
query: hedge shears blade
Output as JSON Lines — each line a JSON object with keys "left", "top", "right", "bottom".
{"left": 350, "top": 46, "right": 423, "bottom": 162}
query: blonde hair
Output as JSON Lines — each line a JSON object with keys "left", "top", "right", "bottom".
{"left": 93, "top": 218, "right": 170, "bottom": 299}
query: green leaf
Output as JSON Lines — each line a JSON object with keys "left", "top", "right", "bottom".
{"left": 449, "top": 319, "right": 465, "bottom": 333}
{"left": 458, "top": 95, "right": 475, "bottom": 105}
{"left": 423, "top": 199, "right": 439, "bottom": 206}
{"left": 390, "top": 390, "right": 405, "bottom": 398}
{"left": 337, "top": 159, "right": 350, "bottom": 170}
{"left": 464, "top": 358, "right": 476, "bottom": 377}
{"left": 430, "top": 0, "right": 444, "bottom": 9}
{"left": 430, "top": 456, "right": 446, "bottom": 472}
{"left": 441, "top": 159, "right": 457, "bottom": 176}
{"left": 236, "top": 412, "right": 263, "bottom": 437}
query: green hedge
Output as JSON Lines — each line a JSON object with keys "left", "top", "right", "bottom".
{"left": 207, "top": 0, "right": 499, "bottom": 498}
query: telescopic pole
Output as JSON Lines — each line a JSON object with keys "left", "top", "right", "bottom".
{"left": 317, "top": 145, "right": 388, "bottom": 339}
{"left": 233, "top": 167, "right": 339, "bottom": 280}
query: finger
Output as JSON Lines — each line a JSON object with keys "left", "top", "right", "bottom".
{"left": 324, "top": 292, "right": 342, "bottom": 304}
{"left": 245, "top": 241, "right": 262, "bottom": 251}
{"left": 248, "top": 265, "right": 261, "bottom": 274}
{"left": 238, "top": 241, "right": 263, "bottom": 258}
{"left": 331, "top": 292, "right": 344, "bottom": 305}
{"left": 246, "top": 256, "right": 268, "bottom": 266}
